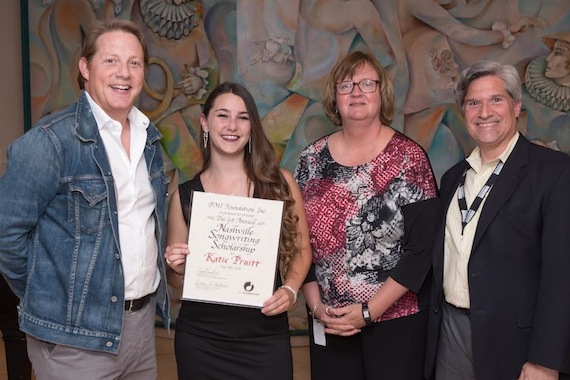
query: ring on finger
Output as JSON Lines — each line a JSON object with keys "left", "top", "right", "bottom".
{"left": 325, "top": 306, "right": 332, "bottom": 316}
{"left": 166, "top": 259, "right": 172, "bottom": 265}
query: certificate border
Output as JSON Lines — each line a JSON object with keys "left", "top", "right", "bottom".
{"left": 181, "top": 191, "right": 283, "bottom": 308}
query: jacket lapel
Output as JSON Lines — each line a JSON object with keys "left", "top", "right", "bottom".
{"left": 471, "top": 137, "right": 529, "bottom": 251}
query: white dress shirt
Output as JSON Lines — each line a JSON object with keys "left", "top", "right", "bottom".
{"left": 86, "top": 92, "right": 160, "bottom": 300}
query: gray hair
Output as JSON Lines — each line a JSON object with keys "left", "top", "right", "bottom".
{"left": 455, "top": 61, "right": 522, "bottom": 113}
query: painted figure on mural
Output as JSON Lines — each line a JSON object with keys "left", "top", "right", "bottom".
{"left": 523, "top": 31, "right": 570, "bottom": 154}
{"left": 392, "top": 0, "right": 545, "bottom": 181}
{"left": 250, "top": 37, "right": 294, "bottom": 66}
{"left": 27, "top": 0, "right": 570, "bottom": 184}
{"left": 242, "top": 0, "right": 396, "bottom": 171}
{"left": 282, "top": 0, "right": 397, "bottom": 161}
{"left": 129, "top": 0, "right": 219, "bottom": 181}
{"left": 286, "top": 0, "right": 394, "bottom": 102}
{"left": 439, "top": 0, "right": 563, "bottom": 70}
{"left": 399, "top": 0, "right": 570, "bottom": 170}
{"left": 31, "top": 0, "right": 99, "bottom": 122}
{"left": 261, "top": 0, "right": 546, "bottom": 174}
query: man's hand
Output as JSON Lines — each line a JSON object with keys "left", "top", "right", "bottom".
{"left": 518, "top": 362, "right": 558, "bottom": 380}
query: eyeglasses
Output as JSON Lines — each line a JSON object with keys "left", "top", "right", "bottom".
{"left": 335, "top": 79, "right": 379, "bottom": 94}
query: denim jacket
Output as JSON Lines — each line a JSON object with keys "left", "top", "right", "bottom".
{"left": 0, "top": 92, "right": 170, "bottom": 354}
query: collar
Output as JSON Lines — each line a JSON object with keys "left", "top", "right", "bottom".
{"left": 466, "top": 132, "right": 520, "bottom": 172}
{"left": 84, "top": 91, "right": 150, "bottom": 133}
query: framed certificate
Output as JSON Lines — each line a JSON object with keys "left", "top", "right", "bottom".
{"left": 181, "top": 191, "right": 284, "bottom": 308}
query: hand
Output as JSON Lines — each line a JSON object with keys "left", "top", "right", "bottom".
{"left": 319, "top": 303, "right": 363, "bottom": 336}
{"left": 176, "top": 75, "right": 204, "bottom": 96}
{"left": 261, "top": 287, "right": 295, "bottom": 316}
{"left": 164, "top": 243, "right": 189, "bottom": 275}
{"left": 518, "top": 362, "right": 558, "bottom": 380}
{"left": 508, "top": 17, "right": 545, "bottom": 34}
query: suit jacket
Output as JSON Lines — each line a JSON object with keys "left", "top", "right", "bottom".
{"left": 425, "top": 136, "right": 570, "bottom": 380}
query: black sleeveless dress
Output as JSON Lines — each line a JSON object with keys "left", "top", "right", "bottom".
{"left": 174, "top": 176, "right": 293, "bottom": 380}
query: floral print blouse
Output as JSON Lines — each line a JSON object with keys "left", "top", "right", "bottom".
{"left": 295, "top": 132, "right": 437, "bottom": 321}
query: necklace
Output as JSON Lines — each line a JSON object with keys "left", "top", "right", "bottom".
{"left": 206, "top": 171, "right": 249, "bottom": 196}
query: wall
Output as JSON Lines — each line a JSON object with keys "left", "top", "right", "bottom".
{"left": 0, "top": 2, "right": 24, "bottom": 176}
{"left": 24, "top": 1, "right": 570, "bottom": 188}
{"left": 6, "top": 0, "right": 570, "bottom": 334}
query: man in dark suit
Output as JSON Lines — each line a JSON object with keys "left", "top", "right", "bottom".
{"left": 425, "top": 61, "right": 570, "bottom": 380}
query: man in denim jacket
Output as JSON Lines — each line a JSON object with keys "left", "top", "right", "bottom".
{"left": 0, "top": 19, "right": 170, "bottom": 379}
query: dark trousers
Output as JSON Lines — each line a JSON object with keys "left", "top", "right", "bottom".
{"left": 0, "top": 276, "right": 32, "bottom": 380}
{"left": 308, "top": 311, "right": 428, "bottom": 380}
{"left": 2, "top": 329, "right": 31, "bottom": 380}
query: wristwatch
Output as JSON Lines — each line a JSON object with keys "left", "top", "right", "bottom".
{"left": 362, "top": 302, "right": 372, "bottom": 326}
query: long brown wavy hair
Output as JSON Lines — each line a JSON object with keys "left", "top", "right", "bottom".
{"left": 198, "top": 82, "right": 299, "bottom": 278}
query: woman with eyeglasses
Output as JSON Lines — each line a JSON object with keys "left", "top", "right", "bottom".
{"left": 294, "top": 51, "right": 438, "bottom": 379}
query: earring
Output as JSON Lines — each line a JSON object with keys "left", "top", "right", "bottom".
{"left": 248, "top": 136, "right": 252, "bottom": 154}
{"left": 335, "top": 108, "right": 339, "bottom": 114}
{"left": 203, "top": 131, "right": 208, "bottom": 148}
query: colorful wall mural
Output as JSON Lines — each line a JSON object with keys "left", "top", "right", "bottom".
{"left": 25, "top": 0, "right": 570, "bottom": 330}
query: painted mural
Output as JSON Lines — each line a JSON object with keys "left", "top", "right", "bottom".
{"left": 25, "top": 0, "right": 570, "bottom": 329}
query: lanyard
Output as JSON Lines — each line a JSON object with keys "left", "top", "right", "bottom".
{"left": 457, "top": 161, "right": 504, "bottom": 234}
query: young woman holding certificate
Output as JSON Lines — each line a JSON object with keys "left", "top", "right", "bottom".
{"left": 164, "top": 82, "right": 312, "bottom": 380}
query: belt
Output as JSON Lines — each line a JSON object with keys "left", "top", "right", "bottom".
{"left": 124, "top": 293, "right": 153, "bottom": 312}
{"left": 446, "top": 301, "right": 470, "bottom": 316}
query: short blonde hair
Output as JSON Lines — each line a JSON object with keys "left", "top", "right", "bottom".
{"left": 322, "top": 51, "right": 394, "bottom": 126}
{"left": 77, "top": 19, "right": 148, "bottom": 90}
